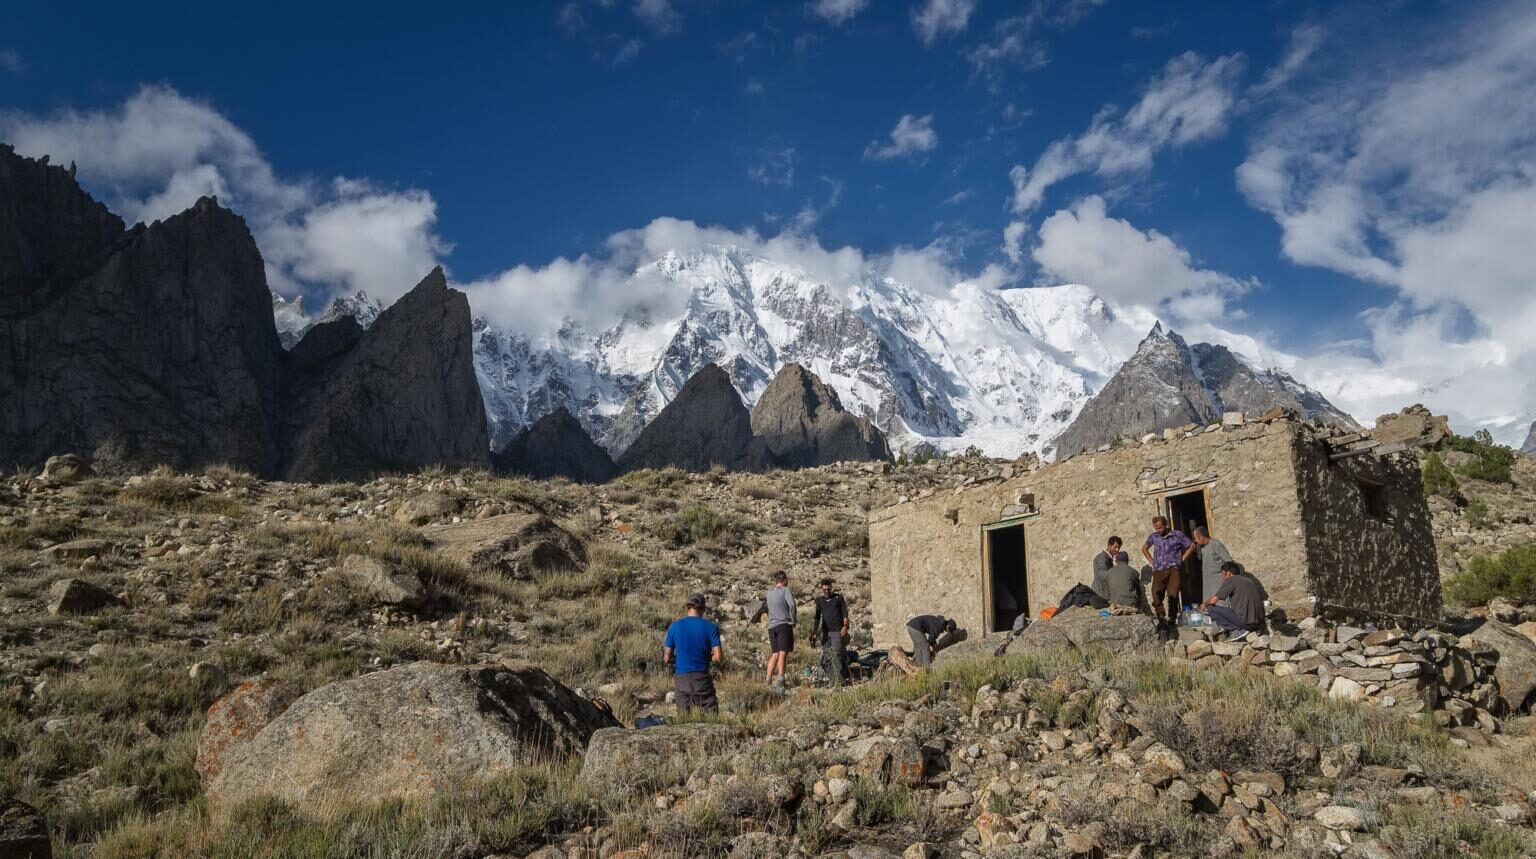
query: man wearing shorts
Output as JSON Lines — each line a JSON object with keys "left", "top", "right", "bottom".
{"left": 752, "top": 570, "right": 796, "bottom": 688}
{"left": 663, "top": 593, "right": 722, "bottom": 713}
{"left": 1141, "top": 516, "right": 1196, "bottom": 622}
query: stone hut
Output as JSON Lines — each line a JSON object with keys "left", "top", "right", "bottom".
{"left": 868, "top": 417, "right": 1441, "bottom": 646}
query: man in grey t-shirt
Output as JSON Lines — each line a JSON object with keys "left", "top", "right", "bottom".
{"left": 751, "top": 570, "right": 796, "bottom": 687}
{"left": 1203, "top": 561, "right": 1267, "bottom": 641}
{"left": 1192, "top": 527, "right": 1234, "bottom": 601}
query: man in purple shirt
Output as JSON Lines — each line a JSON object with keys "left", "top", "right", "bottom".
{"left": 1141, "top": 516, "right": 1196, "bottom": 622}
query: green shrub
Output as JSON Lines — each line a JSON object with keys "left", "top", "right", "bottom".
{"left": 1444, "top": 543, "right": 1536, "bottom": 606}
{"left": 1444, "top": 433, "right": 1515, "bottom": 484}
{"left": 1377, "top": 804, "right": 1532, "bottom": 859}
{"left": 1421, "top": 452, "right": 1460, "bottom": 498}
{"left": 1465, "top": 498, "right": 1497, "bottom": 529}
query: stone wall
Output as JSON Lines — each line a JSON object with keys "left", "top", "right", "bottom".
{"left": 1292, "top": 438, "right": 1442, "bottom": 622}
{"left": 869, "top": 420, "right": 1310, "bottom": 647}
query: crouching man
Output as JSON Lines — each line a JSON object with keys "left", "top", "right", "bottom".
{"left": 1202, "top": 562, "right": 1267, "bottom": 641}
{"left": 906, "top": 614, "right": 956, "bottom": 668}
{"left": 664, "top": 592, "right": 722, "bottom": 713}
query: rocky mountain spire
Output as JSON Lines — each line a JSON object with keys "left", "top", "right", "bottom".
{"left": 616, "top": 363, "right": 775, "bottom": 473}
{"left": 493, "top": 407, "right": 615, "bottom": 483}
{"left": 750, "top": 363, "right": 890, "bottom": 467}
{"left": 1521, "top": 420, "right": 1536, "bottom": 456}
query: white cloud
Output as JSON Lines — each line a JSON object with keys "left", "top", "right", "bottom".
{"left": 633, "top": 0, "right": 682, "bottom": 34}
{"left": 966, "top": 17, "right": 1051, "bottom": 87}
{"left": 0, "top": 50, "right": 22, "bottom": 75}
{"left": 864, "top": 114, "right": 938, "bottom": 161}
{"left": 0, "top": 85, "right": 447, "bottom": 304}
{"left": 1032, "top": 195, "right": 1250, "bottom": 321}
{"left": 1009, "top": 51, "right": 1246, "bottom": 213}
{"left": 613, "top": 39, "right": 643, "bottom": 65}
{"left": 1236, "top": 0, "right": 1536, "bottom": 439}
{"left": 811, "top": 0, "right": 869, "bottom": 25}
{"left": 1251, "top": 22, "right": 1324, "bottom": 97}
{"left": 747, "top": 146, "right": 797, "bottom": 186}
{"left": 1001, "top": 220, "right": 1028, "bottom": 263}
{"left": 912, "top": 0, "right": 976, "bottom": 44}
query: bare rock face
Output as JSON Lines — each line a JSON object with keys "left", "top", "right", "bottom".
{"left": 1463, "top": 620, "right": 1536, "bottom": 712}
{"left": 206, "top": 662, "right": 618, "bottom": 813}
{"left": 0, "top": 797, "right": 51, "bottom": 859}
{"left": 1518, "top": 420, "right": 1535, "bottom": 457}
{"left": 617, "top": 364, "right": 776, "bottom": 473}
{"left": 282, "top": 267, "right": 490, "bottom": 482}
{"left": 494, "top": 407, "right": 616, "bottom": 483}
{"left": 1, "top": 161, "right": 287, "bottom": 474}
{"left": 196, "top": 678, "right": 301, "bottom": 784}
{"left": 423, "top": 513, "right": 586, "bottom": 578}
{"left": 1373, "top": 404, "right": 1451, "bottom": 449}
{"left": 750, "top": 363, "right": 890, "bottom": 468}
{"left": 580, "top": 724, "right": 748, "bottom": 791}
{"left": 46, "top": 578, "right": 120, "bottom": 615}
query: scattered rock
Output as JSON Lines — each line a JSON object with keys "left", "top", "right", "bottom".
{"left": 423, "top": 513, "right": 586, "bottom": 578}
{"left": 46, "top": 578, "right": 119, "bottom": 615}
{"left": 1463, "top": 620, "right": 1536, "bottom": 712}
{"left": 0, "top": 798, "right": 50, "bottom": 859}
{"left": 394, "top": 492, "right": 461, "bottom": 526}
{"left": 40, "top": 454, "right": 92, "bottom": 484}
{"left": 580, "top": 724, "right": 747, "bottom": 790}
{"left": 41, "top": 539, "right": 112, "bottom": 561}
{"left": 1314, "top": 805, "right": 1368, "bottom": 831}
{"left": 340, "top": 555, "right": 426, "bottom": 608}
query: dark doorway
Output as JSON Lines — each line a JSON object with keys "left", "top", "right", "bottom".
{"left": 985, "top": 524, "right": 1027, "bottom": 632}
{"left": 1164, "top": 490, "right": 1211, "bottom": 603}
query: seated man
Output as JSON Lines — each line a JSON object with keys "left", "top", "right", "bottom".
{"left": 1091, "top": 535, "right": 1123, "bottom": 600}
{"left": 1202, "top": 561, "right": 1267, "bottom": 641}
{"left": 1099, "top": 550, "right": 1145, "bottom": 612}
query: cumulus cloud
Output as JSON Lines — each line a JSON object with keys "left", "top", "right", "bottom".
{"left": 0, "top": 85, "right": 447, "bottom": 303}
{"left": 912, "top": 0, "right": 976, "bottom": 44}
{"left": 864, "top": 114, "right": 938, "bottom": 161}
{"left": 810, "top": 0, "right": 869, "bottom": 25}
{"left": 1032, "top": 195, "right": 1251, "bottom": 322}
{"left": 1009, "top": 51, "right": 1246, "bottom": 214}
{"left": 1236, "top": 0, "right": 1536, "bottom": 438}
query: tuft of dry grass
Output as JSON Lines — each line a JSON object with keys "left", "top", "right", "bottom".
{"left": 119, "top": 475, "right": 246, "bottom": 517}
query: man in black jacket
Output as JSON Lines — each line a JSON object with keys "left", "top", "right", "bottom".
{"left": 811, "top": 577, "right": 850, "bottom": 686}
{"left": 907, "top": 614, "right": 955, "bottom": 668}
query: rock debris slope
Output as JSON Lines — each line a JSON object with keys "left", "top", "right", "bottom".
{"left": 750, "top": 363, "right": 890, "bottom": 467}
{"left": 0, "top": 145, "right": 487, "bottom": 482}
{"left": 1053, "top": 323, "right": 1355, "bottom": 457}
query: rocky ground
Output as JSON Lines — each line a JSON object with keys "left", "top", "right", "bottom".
{"left": 1429, "top": 453, "right": 1536, "bottom": 579}
{"left": 1, "top": 451, "right": 1535, "bottom": 857}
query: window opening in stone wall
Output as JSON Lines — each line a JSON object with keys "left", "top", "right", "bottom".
{"left": 984, "top": 523, "right": 1027, "bottom": 633}
{"left": 1356, "top": 478, "right": 1388, "bottom": 519}
{"left": 1162, "top": 489, "right": 1211, "bottom": 602}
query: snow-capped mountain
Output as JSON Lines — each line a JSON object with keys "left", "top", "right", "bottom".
{"left": 277, "top": 245, "right": 1355, "bottom": 459}
{"left": 271, "top": 293, "right": 310, "bottom": 349}
{"left": 471, "top": 246, "right": 1158, "bottom": 457}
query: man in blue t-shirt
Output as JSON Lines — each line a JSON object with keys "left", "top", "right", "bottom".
{"left": 663, "top": 592, "right": 723, "bottom": 713}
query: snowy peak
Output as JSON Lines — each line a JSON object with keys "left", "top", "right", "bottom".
{"left": 316, "top": 290, "right": 384, "bottom": 329}
{"left": 271, "top": 292, "right": 310, "bottom": 348}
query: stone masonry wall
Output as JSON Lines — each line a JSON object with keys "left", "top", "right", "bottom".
{"left": 1291, "top": 438, "right": 1443, "bottom": 622}
{"left": 869, "top": 420, "right": 1310, "bottom": 648}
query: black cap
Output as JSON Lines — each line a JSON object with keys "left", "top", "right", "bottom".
{"left": 686, "top": 592, "right": 707, "bottom": 609}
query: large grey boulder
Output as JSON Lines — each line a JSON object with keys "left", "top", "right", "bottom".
{"left": 195, "top": 677, "right": 301, "bottom": 783}
{"left": 580, "top": 724, "right": 748, "bottom": 791}
{"left": 1012, "top": 606, "right": 1163, "bottom": 653}
{"left": 46, "top": 578, "right": 119, "bottom": 615}
{"left": 206, "top": 662, "right": 618, "bottom": 812}
{"left": 1463, "top": 620, "right": 1536, "bottom": 712}
{"left": 0, "top": 798, "right": 50, "bottom": 859}
{"left": 282, "top": 268, "right": 491, "bottom": 482}
{"left": 750, "top": 363, "right": 889, "bottom": 468}
{"left": 617, "top": 364, "right": 776, "bottom": 473}
{"left": 493, "top": 407, "right": 616, "bottom": 483}
{"left": 422, "top": 513, "right": 586, "bottom": 578}
{"left": 1373, "top": 404, "right": 1451, "bottom": 449}
{"left": 339, "top": 555, "right": 426, "bottom": 608}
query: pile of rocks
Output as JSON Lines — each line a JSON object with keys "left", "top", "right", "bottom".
{"left": 1168, "top": 618, "right": 1520, "bottom": 735}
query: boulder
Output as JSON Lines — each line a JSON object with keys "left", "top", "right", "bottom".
{"left": 1372, "top": 404, "right": 1450, "bottom": 449}
{"left": 1463, "top": 620, "right": 1536, "bottom": 712}
{"left": 46, "top": 578, "right": 119, "bottom": 615}
{"left": 749, "top": 363, "right": 889, "bottom": 468}
{"left": 616, "top": 363, "right": 776, "bottom": 473}
{"left": 40, "top": 454, "right": 92, "bottom": 483}
{"left": 580, "top": 724, "right": 748, "bottom": 790}
{"left": 40, "top": 539, "right": 111, "bottom": 561}
{"left": 0, "top": 798, "right": 50, "bottom": 859}
{"left": 196, "top": 677, "right": 301, "bottom": 783}
{"left": 1011, "top": 606, "right": 1163, "bottom": 653}
{"left": 423, "top": 513, "right": 586, "bottom": 578}
{"left": 339, "top": 555, "right": 426, "bottom": 608}
{"left": 207, "top": 663, "right": 616, "bottom": 812}
{"left": 493, "top": 407, "right": 616, "bottom": 483}
{"left": 394, "top": 492, "right": 461, "bottom": 526}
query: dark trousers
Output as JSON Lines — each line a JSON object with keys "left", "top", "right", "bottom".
{"left": 674, "top": 671, "right": 718, "bottom": 713}
{"left": 1207, "top": 605, "right": 1264, "bottom": 635}
{"left": 909, "top": 626, "right": 933, "bottom": 667}
{"left": 1151, "top": 567, "right": 1181, "bottom": 619}
{"left": 820, "top": 630, "right": 848, "bottom": 686}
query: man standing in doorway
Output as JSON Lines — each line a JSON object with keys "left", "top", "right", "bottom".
{"left": 1092, "top": 536, "right": 1123, "bottom": 602}
{"left": 1191, "top": 526, "right": 1234, "bottom": 603}
{"left": 811, "top": 577, "right": 850, "bottom": 686}
{"left": 663, "top": 593, "right": 722, "bottom": 713}
{"left": 751, "top": 570, "right": 796, "bottom": 689}
{"left": 1142, "top": 516, "right": 1196, "bottom": 622}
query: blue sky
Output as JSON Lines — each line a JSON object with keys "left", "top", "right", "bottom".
{"left": 2, "top": 0, "right": 1534, "bottom": 440}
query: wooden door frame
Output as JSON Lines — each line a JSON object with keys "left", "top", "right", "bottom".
{"left": 980, "top": 516, "right": 1035, "bottom": 634}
